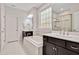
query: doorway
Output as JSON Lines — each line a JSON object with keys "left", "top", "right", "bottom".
{"left": 6, "top": 14, "right": 18, "bottom": 43}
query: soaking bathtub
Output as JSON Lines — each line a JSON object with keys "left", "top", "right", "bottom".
{"left": 23, "top": 36, "right": 43, "bottom": 55}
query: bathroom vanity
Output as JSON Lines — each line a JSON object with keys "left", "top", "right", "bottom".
{"left": 43, "top": 33, "right": 79, "bottom": 55}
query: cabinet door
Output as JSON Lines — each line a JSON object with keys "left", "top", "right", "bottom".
{"left": 44, "top": 42, "right": 57, "bottom": 55}
{"left": 43, "top": 36, "right": 48, "bottom": 55}
{"left": 43, "top": 41, "right": 47, "bottom": 55}
{"left": 56, "top": 46, "right": 78, "bottom": 55}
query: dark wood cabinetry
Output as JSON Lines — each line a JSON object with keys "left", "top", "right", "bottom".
{"left": 43, "top": 35, "right": 79, "bottom": 55}
{"left": 66, "top": 41, "right": 79, "bottom": 53}
{"left": 44, "top": 42, "right": 57, "bottom": 55}
{"left": 22, "top": 31, "right": 33, "bottom": 38}
{"left": 56, "top": 45, "right": 78, "bottom": 55}
{"left": 47, "top": 37, "right": 65, "bottom": 47}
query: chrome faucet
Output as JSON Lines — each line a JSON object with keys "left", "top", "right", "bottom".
{"left": 59, "top": 28, "right": 69, "bottom": 36}
{"left": 66, "top": 31, "right": 69, "bottom": 35}
{"left": 63, "top": 30, "right": 65, "bottom": 35}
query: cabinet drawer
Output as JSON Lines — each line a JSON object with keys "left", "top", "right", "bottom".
{"left": 48, "top": 37, "right": 65, "bottom": 47}
{"left": 66, "top": 41, "right": 79, "bottom": 53}
{"left": 56, "top": 46, "right": 78, "bottom": 55}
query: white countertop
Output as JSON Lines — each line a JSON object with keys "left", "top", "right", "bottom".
{"left": 43, "top": 33, "right": 79, "bottom": 43}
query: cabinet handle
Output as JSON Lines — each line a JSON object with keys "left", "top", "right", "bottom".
{"left": 71, "top": 46, "right": 79, "bottom": 50}
{"left": 52, "top": 47, "right": 57, "bottom": 51}
{"left": 54, "top": 48, "right": 57, "bottom": 51}
{"left": 52, "top": 47, "right": 55, "bottom": 50}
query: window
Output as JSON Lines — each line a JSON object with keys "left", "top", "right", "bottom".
{"left": 40, "top": 7, "right": 52, "bottom": 28}
{"left": 23, "top": 14, "right": 33, "bottom": 30}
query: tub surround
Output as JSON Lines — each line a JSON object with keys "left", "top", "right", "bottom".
{"left": 23, "top": 36, "right": 43, "bottom": 55}
{"left": 24, "top": 36, "right": 43, "bottom": 47}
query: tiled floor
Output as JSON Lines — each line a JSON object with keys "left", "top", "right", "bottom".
{"left": 1, "top": 41, "right": 26, "bottom": 55}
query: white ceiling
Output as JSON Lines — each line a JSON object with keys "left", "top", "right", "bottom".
{"left": 5, "top": 3, "right": 43, "bottom": 12}
{"left": 5, "top": 3, "right": 79, "bottom": 13}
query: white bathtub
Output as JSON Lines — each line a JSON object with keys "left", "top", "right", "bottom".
{"left": 23, "top": 36, "right": 43, "bottom": 55}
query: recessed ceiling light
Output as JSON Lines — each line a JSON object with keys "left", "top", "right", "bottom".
{"left": 27, "top": 14, "right": 33, "bottom": 18}
{"left": 60, "top": 8, "right": 64, "bottom": 11}
{"left": 11, "top": 5, "right": 16, "bottom": 7}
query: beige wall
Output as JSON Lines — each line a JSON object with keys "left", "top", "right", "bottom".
{"left": 27, "top": 4, "right": 53, "bottom": 36}
{"left": 25, "top": 7, "right": 39, "bottom": 35}
{"left": 0, "top": 4, "right": 1, "bottom": 52}
{"left": 72, "top": 11, "right": 79, "bottom": 31}
{"left": 0, "top": 4, "right": 6, "bottom": 52}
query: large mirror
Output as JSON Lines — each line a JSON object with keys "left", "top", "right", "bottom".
{"left": 52, "top": 13, "right": 72, "bottom": 31}
{"left": 52, "top": 3, "right": 79, "bottom": 32}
